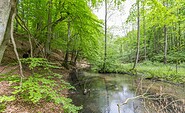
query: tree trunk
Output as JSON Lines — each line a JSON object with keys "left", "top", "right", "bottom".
{"left": 163, "top": 25, "right": 167, "bottom": 64}
{"left": 10, "top": 8, "right": 24, "bottom": 78}
{"left": 45, "top": 0, "right": 52, "bottom": 57}
{"left": 0, "top": 0, "right": 15, "bottom": 63}
{"left": 143, "top": 0, "right": 147, "bottom": 60}
{"left": 15, "top": 0, "right": 19, "bottom": 32}
{"left": 15, "top": 15, "right": 33, "bottom": 57}
{"left": 178, "top": 19, "right": 181, "bottom": 50}
{"left": 133, "top": 0, "right": 140, "bottom": 69}
{"left": 153, "top": 27, "right": 156, "bottom": 54}
{"left": 74, "top": 51, "right": 79, "bottom": 66}
{"left": 71, "top": 50, "right": 75, "bottom": 64}
{"left": 102, "top": 0, "right": 107, "bottom": 71}
{"left": 64, "top": 19, "right": 71, "bottom": 68}
{"left": 163, "top": 0, "right": 168, "bottom": 64}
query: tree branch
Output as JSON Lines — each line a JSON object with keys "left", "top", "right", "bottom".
{"left": 15, "top": 14, "right": 33, "bottom": 57}
{"left": 15, "top": 14, "right": 45, "bottom": 57}
{"left": 41, "top": 15, "right": 68, "bottom": 31}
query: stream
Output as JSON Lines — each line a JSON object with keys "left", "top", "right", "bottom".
{"left": 69, "top": 72, "right": 185, "bottom": 113}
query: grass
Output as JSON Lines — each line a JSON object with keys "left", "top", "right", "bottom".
{"left": 106, "top": 61, "right": 185, "bottom": 84}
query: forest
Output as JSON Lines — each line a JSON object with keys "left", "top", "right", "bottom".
{"left": 0, "top": 0, "right": 185, "bottom": 113}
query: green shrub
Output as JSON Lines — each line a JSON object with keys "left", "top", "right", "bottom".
{"left": 0, "top": 96, "right": 15, "bottom": 112}
{"left": 1, "top": 58, "right": 82, "bottom": 113}
{"left": 11, "top": 73, "right": 81, "bottom": 112}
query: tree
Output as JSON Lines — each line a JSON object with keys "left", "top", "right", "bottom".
{"left": 142, "top": 0, "right": 147, "bottom": 60}
{"left": 45, "top": 0, "right": 53, "bottom": 57}
{"left": 0, "top": 0, "right": 16, "bottom": 63}
{"left": 102, "top": 0, "right": 108, "bottom": 71}
{"left": 63, "top": 18, "right": 71, "bottom": 68}
{"left": 133, "top": 0, "right": 140, "bottom": 69}
{"left": 14, "top": 0, "right": 103, "bottom": 65}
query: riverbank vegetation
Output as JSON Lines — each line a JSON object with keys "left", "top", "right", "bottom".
{"left": 101, "top": 61, "right": 185, "bottom": 83}
{"left": 94, "top": 0, "right": 185, "bottom": 84}
{"left": 0, "top": 0, "right": 185, "bottom": 112}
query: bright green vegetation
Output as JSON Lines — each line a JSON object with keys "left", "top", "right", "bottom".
{"left": 92, "top": 0, "right": 185, "bottom": 84}
{"left": 103, "top": 61, "right": 185, "bottom": 83}
{"left": 1, "top": 0, "right": 185, "bottom": 112}
{"left": 0, "top": 58, "right": 82, "bottom": 112}
{"left": 0, "top": 96, "right": 15, "bottom": 112}
{"left": 15, "top": 0, "right": 104, "bottom": 67}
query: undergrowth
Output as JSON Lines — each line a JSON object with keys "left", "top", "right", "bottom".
{"left": 0, "top": 96, "right": 15, "bottom": 112}
{"left": 0, "top": 58, "right": 82, "bottom": 113}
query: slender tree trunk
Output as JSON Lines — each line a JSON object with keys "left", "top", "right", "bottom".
{"left": 71, "top": 49, "right": 75, "bottom": 64}
{"left": 64, "top": 19, "right": 71, "bottom": 68}
{"left": 11, "top": 13, "right": 24, "bottom": 77}
{"left": 103, "top": 0, "right": 108, "bottom": 71}
{"left": 133, "top": 0, "right": 140, "bottom": 69}
{"left": 178, "top": 20, "right": 181, "bottom": 50}
{"left": 156, "top": 28, "right": 160, "bottom": 53}
{"left": 173, "top": 25, "right": 177, "bottom": 47}
{"left": 153, "top": 27, "right": 156, "bottom": 54}
{"left": 20, "top": 0, "right": 24, "bottom": 32}
{"left": 15, "top": 15, "right": 33, "bottom": 57}
{"left": 171, "top": 27, "right": 173, "bottom": 50}
{"left": 45, "top": 0, "right": 52, "bottom": 57}
{"left": 15, "top": 0, "right": 19, "bottom": 32}
{"left": 163, "top": 25, "right": 167, "bottom": 64}
{"left": 74, "top": 51, "right": 79, "bottom": 66}
{"left": 9, "top": 0, "right": 24, "bottom": 80}
{"left": 163, "top": 0, "right": 168, "bottom": 64}
{"left": 143, "top": 0, "right": 147, "bottom": 60}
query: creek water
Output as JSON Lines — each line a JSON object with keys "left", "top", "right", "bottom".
{"left": 70, "top": 72, "right": 185, "bottom": 113}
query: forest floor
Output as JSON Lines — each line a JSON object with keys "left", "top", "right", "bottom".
{"left": 0, "top": 36, "right": 85, "bottom": 113}
{"left": 0, "top": 63, "right": 70, "bottom": 113}
{"left": 0, "top": 68, "right": 74, "bottom": 113}
{"left": 0, "top": 43, "right": 89, "bottom": 113}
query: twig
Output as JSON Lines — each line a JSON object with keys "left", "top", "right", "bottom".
{"left": 0, "top": 66, "right": 7, "bottom": 73}
{"left": 143, "top": 99, "right": 150, "bottom": 113}
{"left": 158, "top": 99, "right": 181, "bottom": 112}
{"left": 117, "top": 94, "right": 144, "bottom": 113}
{"left": 117, "top": 80, "right": 155, "bottom": 113}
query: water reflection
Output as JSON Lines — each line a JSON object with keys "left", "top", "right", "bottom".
{"left": 70, "top": 72, "right": 185, "bottom": 113}
{"left": 70, "top": 73, "right": 144, "bottom": 113}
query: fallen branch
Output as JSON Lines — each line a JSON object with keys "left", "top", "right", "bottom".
{"left": 117, "top": 78, "right": 185, "bottom": 113}
{"left": 117, "top": 94, "right": 145, "bottom": 113}
{"left": 117, "top": 81, "right": 154, "bottom": 113}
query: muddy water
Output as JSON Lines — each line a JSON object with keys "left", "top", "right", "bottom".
{"left": 70, "top": 72, "right": 185, "bottom": 113}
